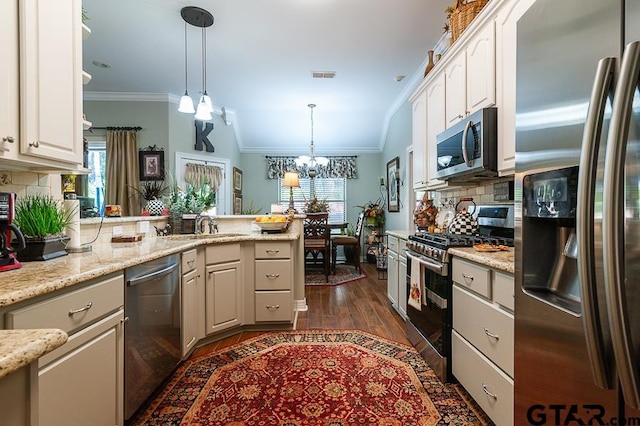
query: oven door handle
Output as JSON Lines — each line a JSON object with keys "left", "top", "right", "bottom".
{"left": 406, "top": 251, "right": 446, "bottom": 275}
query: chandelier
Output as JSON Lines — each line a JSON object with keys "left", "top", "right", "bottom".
{"left": 295, "top": 104, "right": 328, "bottom": 178}
{"left": 178, "top": 6, "right": 214, "bottom": 121}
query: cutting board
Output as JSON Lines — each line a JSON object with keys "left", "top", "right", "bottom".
{"left": 111, "top": 235, "right": 143, "bottom": 243}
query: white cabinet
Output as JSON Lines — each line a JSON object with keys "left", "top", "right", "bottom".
{"left": 181, "top": 248, "right": 204, "bottom": 357}
{"left": 0, "top": 0, "right": 19, "bottom": 157}
{"left": 445, "top": 22, "right": 496, "bottom": 128}
{"left": 386, "top": 235, "right": 407, "bottom": 318}
{"left": 495, "top": 0, "right": 536, "bottom": 176}
{"left": 426, "top": 73, "right": 447, "bottom": 189}
{"left": 411, "top": 89, "right": 428, "bottom": 189}
{"left": 5, "top": 273, "right": 125, "bottom": 426}
{"left": 0, "top": 0, "right": 84, "bottom": 169}
{"left": 205, "top": 243, "right": 243, "bottom": 334}
{"left": 254, "top": 241, "right": 294, "bottom": 323}
{"left": 451, "top": 257, "right": 514, "bottom": 426}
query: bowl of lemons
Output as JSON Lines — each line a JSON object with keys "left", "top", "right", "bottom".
{"left": 252, "top": 215, "right": 290, "bottom": 232}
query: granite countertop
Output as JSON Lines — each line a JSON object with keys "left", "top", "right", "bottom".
{"left": 448, "top": 246, "right": 514, "bottom": 274}
{"left": 0, "top": 231, "right": 299, "bottom": 379}
{"left": 0, "top": 329, "right": 68, "bottom": 380}
{"left": 0, "top": 231, "right": 299, "bottom": 309}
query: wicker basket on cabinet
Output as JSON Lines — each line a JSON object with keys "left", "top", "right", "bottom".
{"left": 448, "top": 0, "right": 489, "bottom": 43}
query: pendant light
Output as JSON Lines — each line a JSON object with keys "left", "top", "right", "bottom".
{"left": 180, "top": 6, "right": 214, "bottom": 120}
{"left": 177, "top": 19, "right": 195, "bottom": 113}
{"left": 295, "top": 104, "right": 329, "bottom": 177}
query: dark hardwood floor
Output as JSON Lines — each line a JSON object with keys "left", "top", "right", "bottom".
{"left": 191, "top": 262, "right": 409, "bottom": 358}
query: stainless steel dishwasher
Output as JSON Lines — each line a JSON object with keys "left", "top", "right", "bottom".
{"left": 124, "top": 254, "right": 181, "bottom": 421}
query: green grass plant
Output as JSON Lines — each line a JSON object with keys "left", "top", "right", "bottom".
{"left": 14, "top": 194, "right": 74, "bottom": 239}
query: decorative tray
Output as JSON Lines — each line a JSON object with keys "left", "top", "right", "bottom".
{"left": 473, "top": 244, "right": 509, "bottom": 252}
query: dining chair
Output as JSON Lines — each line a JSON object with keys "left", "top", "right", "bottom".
{"left": 331, "top": 212, "right": 365, "bottom": 272}
{"left": 303, "top": 212, "right": 331, "bottom": 282}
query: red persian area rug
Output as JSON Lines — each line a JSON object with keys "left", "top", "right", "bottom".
{"left": 130, "top": 330, "right": 493, "bottom": 426}
{"left": 305, "top": 265, "right": 366, "bottom": 286}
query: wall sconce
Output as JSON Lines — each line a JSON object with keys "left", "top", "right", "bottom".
{"left": 379, "top": 170, "right": 403, "bottom": 189}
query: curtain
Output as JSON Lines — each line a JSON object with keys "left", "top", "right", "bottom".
{"left": 184, "top": 162, "right": 223, "bottom": 192}
{"left": 266, "top": 156, "right": 357, "bottom": 179}
{"left": 105, "top": 130, "right": 139, "bottom": 216}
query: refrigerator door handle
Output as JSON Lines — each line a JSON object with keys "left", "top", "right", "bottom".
{"left": 603, "top": 40, "right": 640, "bottom": 410}
{"left": 577, "top": 56, "right": 617, "bottom": 390}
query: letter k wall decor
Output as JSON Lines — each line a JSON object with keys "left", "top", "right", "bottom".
{"left": 195, "top": 120, "right": 214, "bottom": 152}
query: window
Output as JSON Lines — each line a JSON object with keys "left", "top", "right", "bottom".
{"left": 278, "top": 177, "right": 346, "bottom": 224}
{"left": 86, "top": 140, "right": 106, "bottom": 215}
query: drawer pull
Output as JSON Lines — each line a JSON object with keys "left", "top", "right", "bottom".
{"left": 187, "top": 260, "right": 194, "bottom": 265}
{"left": 462, "top": 273, "right": 474, "bottom": 283}
{"left": 68, "top": 302, "right": 93, "bottom": 316}
{"left": 482, "top": 383, "right": 498, "bottom": 400}
{"left": 265, "top": 249, "right": 280, "bottom": 254}
{"left": 266, "top": 273, "right": 280, "bottom": 278}
{"left": 266, "top": 304, "right": 280, "bottom": 310}
{"left": 483, "top": 328, "right": 500, "bottom": 340}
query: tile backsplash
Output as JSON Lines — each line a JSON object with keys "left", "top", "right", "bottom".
{"left": 425, "top": 176, "right": 514, "bottom": 207}
{"left": 0, "top": 171, "right": 63, "bottom": 199}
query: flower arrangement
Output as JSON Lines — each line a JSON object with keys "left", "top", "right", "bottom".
{"left": 304, "top": 197, "right": 329, "bottom": 213}
{"left": 359, "top": 199, "right": 385, "bottom": 228}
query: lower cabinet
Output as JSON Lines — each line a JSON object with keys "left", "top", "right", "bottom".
{"left": 181, "top": 247, "right": 204, "bottom": 357}
{"left": 205, "top": 243, "right": 243, "bottom": 334}
{"left": 254, "top": 241, "right": 294, "bottom": 323}
{"left": 4, "top": 273, "right": 125, "bottom": 426}
{"left": 451, "top": 257, "right": 514, "bottom": 426}
{"left": 38, "top": 310, "right": 124, "bottom": 426}
{"left": 386, "top": 235, "right": 407, "bottom": 318}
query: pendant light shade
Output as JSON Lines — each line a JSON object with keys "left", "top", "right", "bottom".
{"left": 179, "top": 6, "right": 214, "bottom": 119}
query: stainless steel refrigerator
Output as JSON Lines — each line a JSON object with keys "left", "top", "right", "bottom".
{"left": 515, "top": 0, "right": 640, "bottom": 424}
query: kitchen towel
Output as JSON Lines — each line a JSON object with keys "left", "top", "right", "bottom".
{"left": 408, "top": 255, "right": 422, "bottom": 311}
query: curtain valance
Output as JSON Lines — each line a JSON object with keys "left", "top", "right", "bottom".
{"left": 266, "top": 156, "right": 357, "bottom": 179}
{"left": 184, "top": 162, "right": 223, "bottom": 193}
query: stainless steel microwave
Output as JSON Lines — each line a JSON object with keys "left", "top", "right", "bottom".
{"left": 435, "top": 107, "right": 498, "bottom": 182}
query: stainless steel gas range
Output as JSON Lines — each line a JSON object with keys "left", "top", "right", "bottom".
{"left": 405, "top": 204, "right": 514, "bottom": 383}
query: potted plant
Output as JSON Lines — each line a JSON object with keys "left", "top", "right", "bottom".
{"left": 129, "top": 180, "right": 167, "bottom": 215}
{"left": 13, "top": 194, "right": 75, "bottom": 261}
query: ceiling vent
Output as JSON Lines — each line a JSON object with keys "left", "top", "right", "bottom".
{"left": 312, "top": 71, "right": 336, "bottom": 79}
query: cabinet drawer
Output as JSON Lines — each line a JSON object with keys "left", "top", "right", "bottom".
{"left": 452, "top": 257, "right": 491, "bottom": 299}
{"left": 7, "top": 274, "right": 124, "bottom": 334}
{"left": 206, "top": 243, "right": 240, "bottom": 264}
{"left": 255, "top": 260, "right": 292, "bottom": 291}
{"left": 182, "top": 249, "right": 197, "bottom": 274}
{"left": 452, "top": 331, "right": 514, "bottom": 426}
{"left": 255, "top": 291, "right": 292, "bottom": 322}
{"left": 255, "top": 242, "right": 290, "bottom": 259}
{"left": 387, "top": 236, "right": 399, "bottom": 253}
{"left": 453, "top": 285, "right": 514, "bottom": 377}
{"left": 493, "top": 271, "right": 514, "bottom": 311}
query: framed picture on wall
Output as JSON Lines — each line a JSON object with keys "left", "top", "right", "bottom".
{"left": 233, "top": 193, "right": 243, "bottom": 214}
{"left": 139, "top": 150, "right": 165, "bottom": 181}
{"left": 233, "top": 167, "right": 243, "bottom": 193}
{"left": 386, "top": 157, "right": 400, "bottom": 212}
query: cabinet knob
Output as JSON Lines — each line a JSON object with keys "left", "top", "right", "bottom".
{"left": 29, "top": 140, "right": 40, "bottom": 148}
{"left": 2, "top": 136, "right": 14, "bottom": 143}
{"left": 457, "top": 114, "right": 464, "bottom": 119}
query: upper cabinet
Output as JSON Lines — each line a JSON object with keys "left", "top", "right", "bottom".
{"left": 445, "top": 22, "right": 496, "bottom": 128}
{"left": 410, "top": 0, "right": 524, "bottom": 185}
{"left": 411, "top": 89, "right": 428, "bottom": 189}
{"left": 495, "top": 0, "right": 536, "bottom": 176}
{"left": 0, "top": 0, "right": 85, "bottom": 171}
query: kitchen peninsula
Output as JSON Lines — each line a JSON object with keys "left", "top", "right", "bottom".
{"left": 0, "top": 215, "right": 304, "bottom": 425}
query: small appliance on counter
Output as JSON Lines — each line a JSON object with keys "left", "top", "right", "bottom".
{"left": 0, "top": 192, "right": 26, "bottom": 272}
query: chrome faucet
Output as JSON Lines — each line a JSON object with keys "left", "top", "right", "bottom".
{"left": 195, "top": 214, "right": 218, "bottom": 234}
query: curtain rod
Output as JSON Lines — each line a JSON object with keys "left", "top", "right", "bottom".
{"left": 89, "top": 126, "right": 143, "bottom": 131}
{"left": 264, "top": 155, "right": 357, "bottom": 159}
